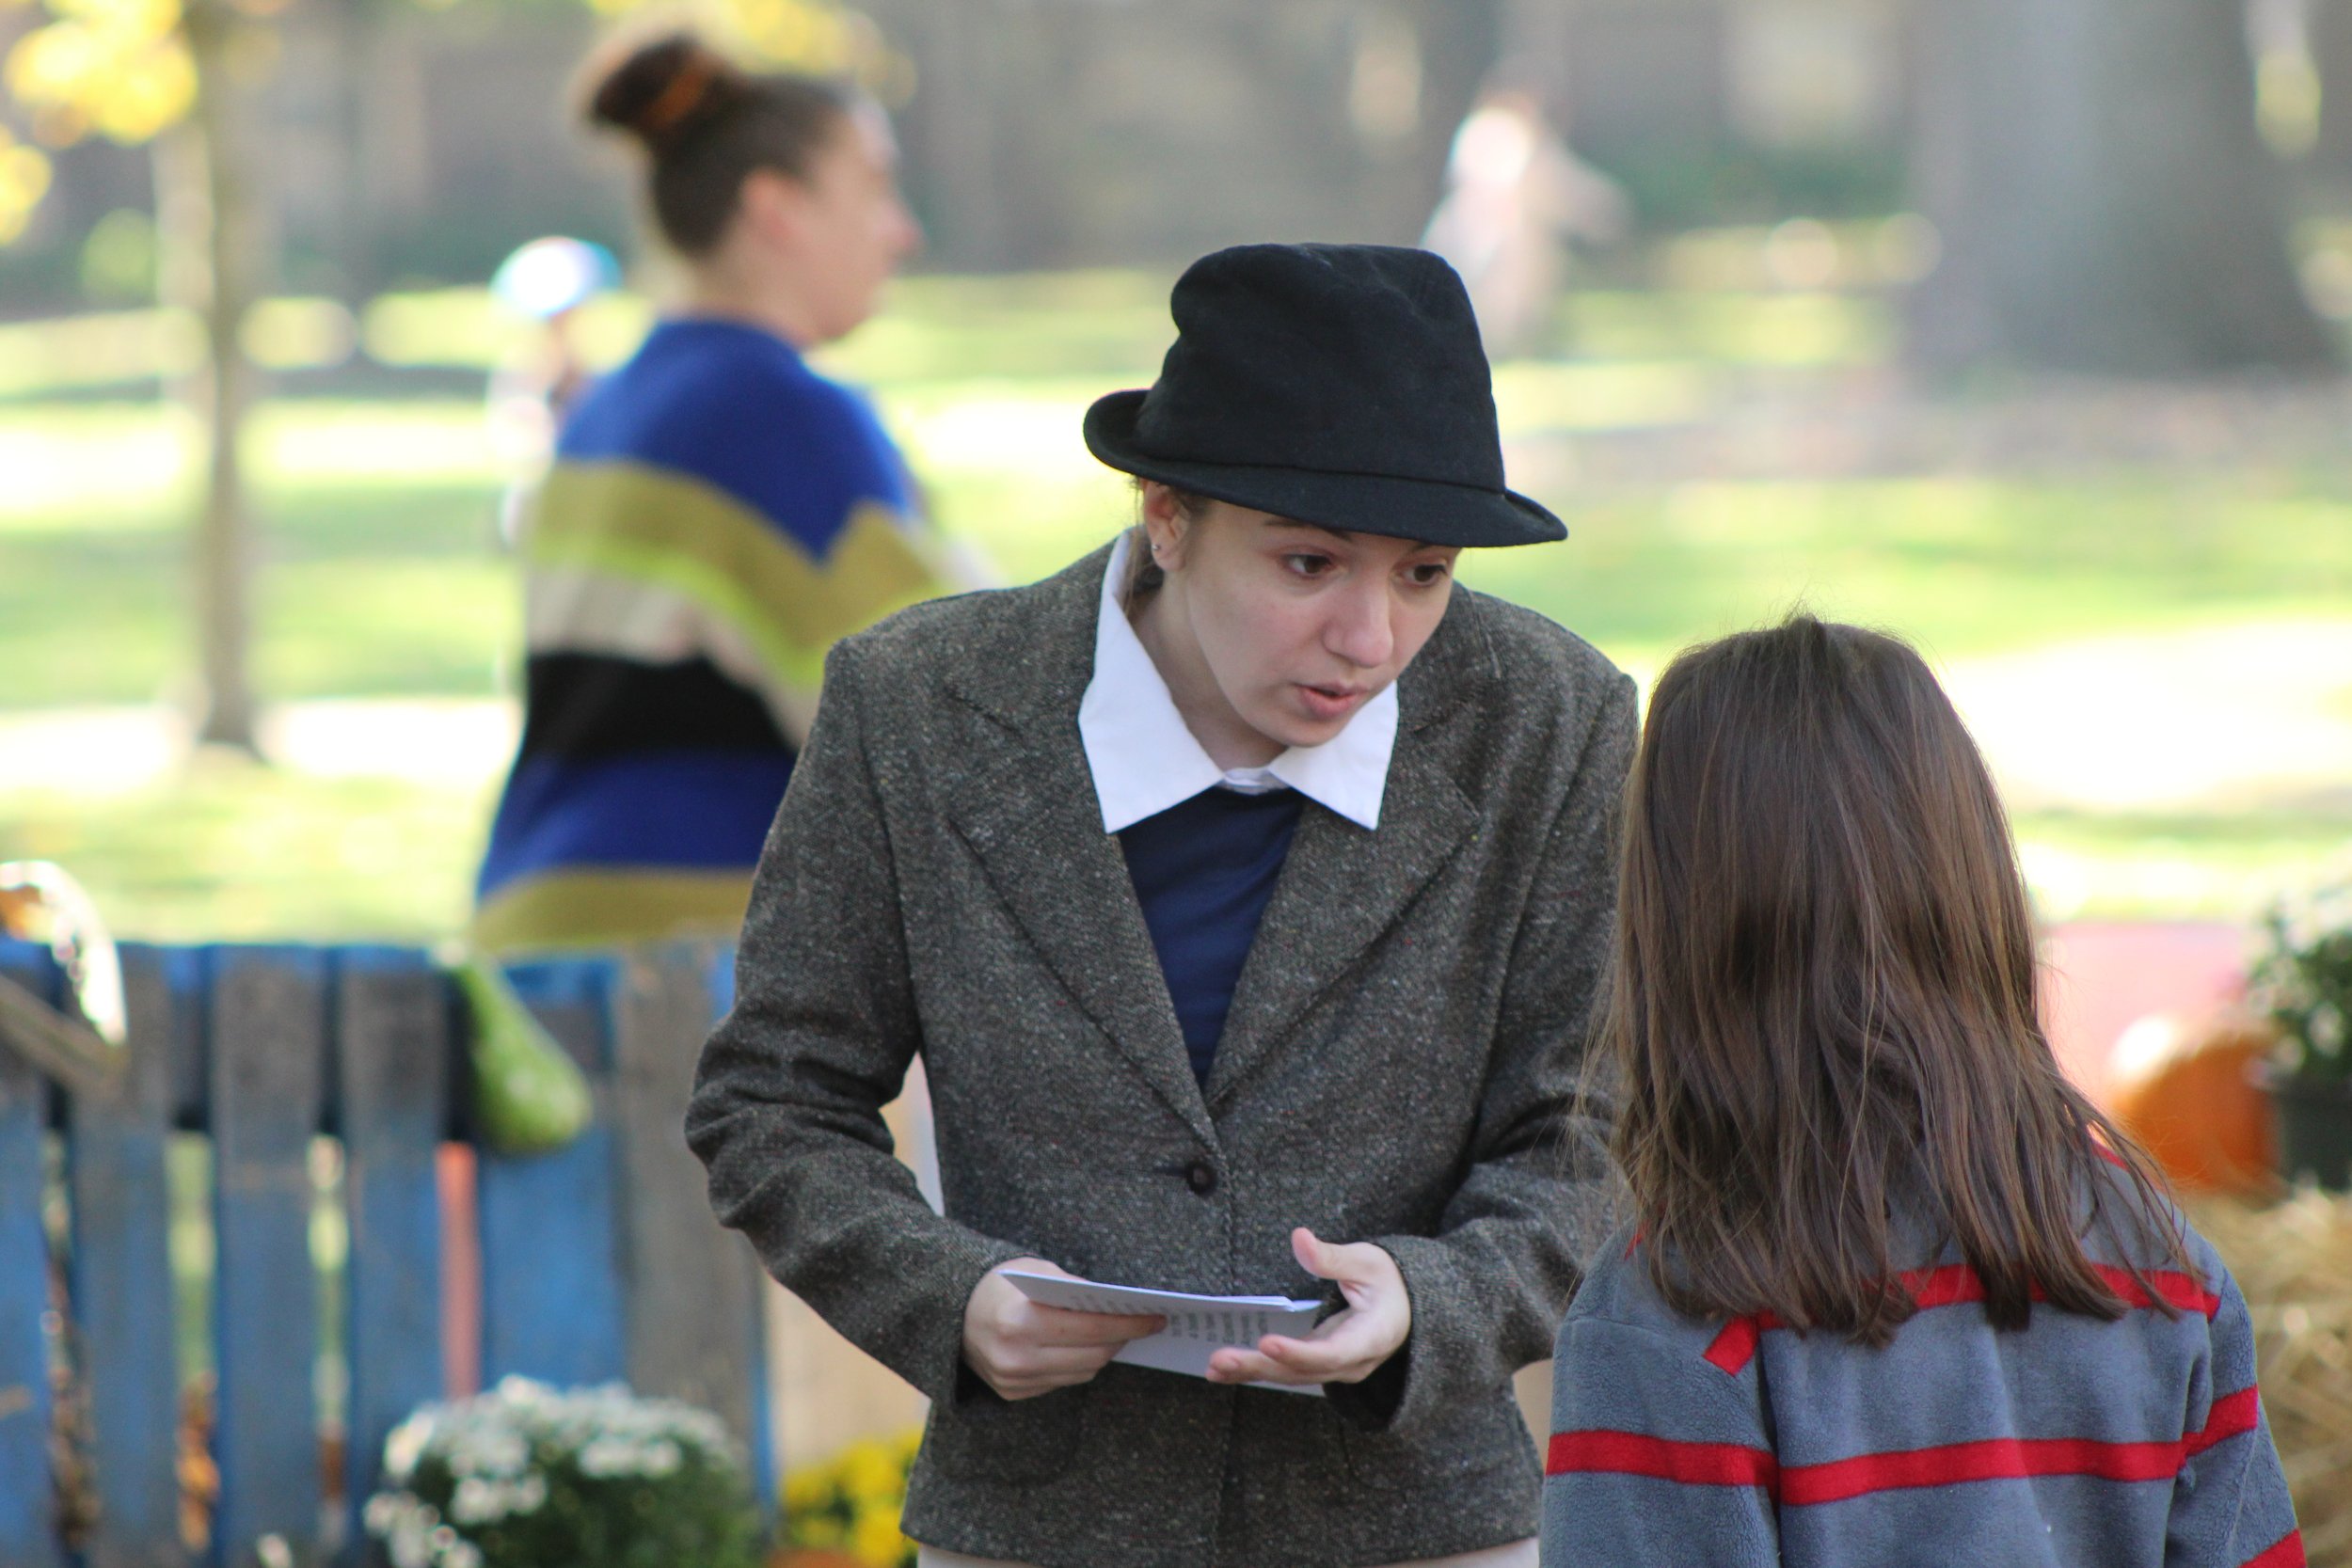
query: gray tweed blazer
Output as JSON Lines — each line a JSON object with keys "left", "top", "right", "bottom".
{"left": 687, "top": 544, "right": 1636, "bottom": 1568}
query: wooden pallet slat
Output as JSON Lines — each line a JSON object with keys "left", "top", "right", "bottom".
{"left": 475, "top": 958, "right": 627, "bottom": 1391}
{"left": 0, "top": 942, "right": 66, "bottom": 1568}
{"left": 612, "top": 945, "right": 767, "bottom": 1493}
{"left": 696, "top": 946, "right": 776, "bottom": 1498}
{"left": 209, "top": 946, "right": 327, "bottom": 1568}
{"left": 333, "top": 946, "right": 448, "bottom": 1563}
{"left": 0, "top": 938, "right": 779, "bottom": 1563}
{"left": 68, "top": 943, "right": 188, "bottom": 1568}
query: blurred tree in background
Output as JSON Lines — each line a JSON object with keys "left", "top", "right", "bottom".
{"left": 1909, "top": 0, "right": 2339, "bottom": 377}
{"left": 0, "top": 0, "right": 2344, "bottom": 746}
{"left": 6, "top": 0, "right": 257, "bottom": 745}
{"left": 0, "top": 0, "right": 882, "bottom": 751}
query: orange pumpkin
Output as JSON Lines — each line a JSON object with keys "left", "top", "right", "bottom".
{"left": 2108, "top": 1010, "right": 2280, "bottom": 1196}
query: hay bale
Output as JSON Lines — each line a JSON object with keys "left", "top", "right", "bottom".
{"left": 2189, "top": 1188, "right": 2352, "bottom": 1566}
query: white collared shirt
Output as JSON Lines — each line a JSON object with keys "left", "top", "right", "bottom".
{"left": 1076, "top": 531, "right": 1398, "bottom": 833}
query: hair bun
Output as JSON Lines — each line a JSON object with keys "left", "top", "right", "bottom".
{"left": 587, "top": 32, "right": 746, "bottom": 150}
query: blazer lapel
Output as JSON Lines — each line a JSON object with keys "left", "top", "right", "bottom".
{"left": 1202, "top": 598, "right": 1492, "bottom": 1109}
{"left": 1202, "top": 746, "right": 1475, "bottom": 1108}
{"left": 939, "top": 550, "right": 1215, "bottom": 1144}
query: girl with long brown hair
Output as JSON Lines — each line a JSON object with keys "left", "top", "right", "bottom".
{"left": 1542, "top": 615, "right": 2300, "bottom": 1568}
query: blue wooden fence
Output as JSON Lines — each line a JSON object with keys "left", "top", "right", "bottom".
{"left": 0, "top": 939, "right": 772, "bottom": 1568}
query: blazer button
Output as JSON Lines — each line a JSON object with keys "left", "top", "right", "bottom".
{"left": 1184, "top": 1160, "right": 1218, "bottom": 1196}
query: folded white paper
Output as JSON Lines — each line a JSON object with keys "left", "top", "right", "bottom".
{"left": 1002, "top": 1270, "right": 1327, "bottom": 1395}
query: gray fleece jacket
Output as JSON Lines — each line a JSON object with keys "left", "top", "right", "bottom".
{"left": 1543, "top": 1185, "right": 2302, "bottom": 1568}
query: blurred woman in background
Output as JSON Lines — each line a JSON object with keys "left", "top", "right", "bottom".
{"left": 472, "top": 31, "right": 959, "bottom": 956}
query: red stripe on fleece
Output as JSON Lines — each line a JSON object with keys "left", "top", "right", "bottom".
{"left": 2183, "top": 1386, "right": 2264, "bottom": 1457}
{"left": 1549, "top": 1389, "right": 2265, "bottom": 1503}
{"left": 1782, "top": 1433, "right": 2189, "bottom": 1503}
{"left": 1547, "top": 1430, "right": 1778, "bottom": 1488}
{"left": 1771, "top": 1384, "right": 2266, "bottom": 1506}
{"left": 1704, "top": 1316, "right": 1760, "bottom": 1373}
{"left": 2242, "top": 1530, "right": 2307, "bottom": 1568}
{"left": 2093, "top": 1264, "right": 2222, "bottom": 1318}
{"left": 1699, "top": 1262, "right": 2218, "bottom": 1374}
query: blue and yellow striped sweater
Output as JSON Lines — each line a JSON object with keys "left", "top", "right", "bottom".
{"left": 473, "top": 317, "right": 952, "bottom": 955}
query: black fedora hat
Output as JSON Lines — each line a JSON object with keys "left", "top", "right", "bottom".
{"left": 1083, "top": 243, "right": 1565, "bottom": 548}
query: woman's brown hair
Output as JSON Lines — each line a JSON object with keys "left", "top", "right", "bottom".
{"left": 1604, "top": 614, "right": 2188, "bottom": 1346}
{"left": 585, "top": 32, "right": 855, "bottom": 257}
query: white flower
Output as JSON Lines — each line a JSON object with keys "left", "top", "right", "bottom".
{"left": 578, "top": 1435, "right": 641, "bottom": 1478}
{"left": 448, "top": 1479, "right": 499, "bottom": 1527}
{"left": 384, "top": 1413, "right": 435, "bottom": 1483}
{"left": 376, "top": 1375, "right": 743, "bottom": 1544}
{"left": 365, "top": 1493, "right": 440, "bottom": 1568}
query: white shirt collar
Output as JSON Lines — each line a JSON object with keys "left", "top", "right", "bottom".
{"left": 1077, "top": 532, "right": 1398, "bottom": 833}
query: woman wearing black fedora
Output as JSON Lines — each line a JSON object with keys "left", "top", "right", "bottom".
{"left": 689, "top": 243, "right": 1635, "bottom": 1568}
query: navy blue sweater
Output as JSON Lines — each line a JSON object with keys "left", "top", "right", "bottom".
{"left": 1118, "top": 785, "right": 1305, "bottom": 1085}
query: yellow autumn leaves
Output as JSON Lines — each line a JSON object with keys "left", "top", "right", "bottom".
{"left": 4, "top": 0, "right": 198, "bottom": 147}
{"left": 599, "top": 0, "right": 913, "bottom": 103}
{"left": 0, "top": 126, "right": 48, "bottom": 244}
{"left": 0, "top": 0, "right": 195, "bottom": 242}
{"left": 0, "top": 0, "right": 903, "bottom": 247}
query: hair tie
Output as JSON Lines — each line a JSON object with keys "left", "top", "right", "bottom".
{"left": 638, "top": 54, "right": 717, "bottom": 140}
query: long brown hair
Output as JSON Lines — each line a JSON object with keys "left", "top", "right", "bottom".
{"left": 585, "top": 33, "right": 855, "bottom": 257}
{"left": 1604, "top": 614, "right": 2187, "bottom": 1346}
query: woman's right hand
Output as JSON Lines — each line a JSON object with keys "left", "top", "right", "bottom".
{"left": 961, "top": 1259, "right": 1165, "bottom": 1402}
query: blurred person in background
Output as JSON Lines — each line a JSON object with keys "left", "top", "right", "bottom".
{"left": 485, "top": 234, "right": 622, "bottom": 546}
{"left": 471, "top": 31, "right": 960, "bottom": 957}
{"left": 1421, "top": 88, "right": 1629, "bottom": 359}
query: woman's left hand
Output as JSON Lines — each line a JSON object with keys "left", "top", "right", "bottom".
{"left": 1205, "top": 1227, "right": 1410, "bottom": 1388}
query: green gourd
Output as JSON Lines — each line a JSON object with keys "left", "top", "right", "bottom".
{"left": 452, "top": 956, "right": 592, "bottom": 1155}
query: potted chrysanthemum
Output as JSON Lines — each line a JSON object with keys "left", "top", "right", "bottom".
{"left": 363, "top": 1377, "right": 761, "bottom": 1568}
{"left": 779, "top": 1430, "right": 919, "bottom": 1568}
{"left": 2252, "top": 883, "right": 2352, "bottom": 1191}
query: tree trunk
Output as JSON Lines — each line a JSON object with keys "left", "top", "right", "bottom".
{"left": 169, "top": 0, "right": 265, "bottom": 751}
{"left": 1495, "top": 0, "right": 1572, "bottom": 123}
{"left": 2309, "top": 0, "right": 2352, "bottom": 192}
{"left": 1908, "top": 0, "right": 2337, "bottom": 377}
{"left": 1406, "top": 0, "right": 1508, "bottom": 210}
{"left": 900, "top": 0, "right": 1015, "bottom": 271}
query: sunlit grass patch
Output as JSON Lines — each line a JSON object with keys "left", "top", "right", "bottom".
{"left": 1491, "top": 360, "right": 1719, "bottom": 434}
{"left": 0, "top": 400, "right": 510, "bottom": 529}
{"left": 0, "top": 481, "right": 514, "bottom": 707}
{"left": 1462, "top": 474, "right": 2352, "bottom": 662}
{"left": 259, "top": 555, "right": 516, "bottom": 701}
{"left": 0, "top": 755, "right": 491, "bottom": 942}
{"left": 1564, "top": 289, "right": 1891, "bottom": 366}
{"left": 2016, "top": 809, "right": 2352, "bottom": 922}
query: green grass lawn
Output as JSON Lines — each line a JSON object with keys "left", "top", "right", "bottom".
{"left": 9, "top": 409, "right": 2348, "bottom": 708}
{"left": 1, "top": 275, "right": 2347, "bottom": 940}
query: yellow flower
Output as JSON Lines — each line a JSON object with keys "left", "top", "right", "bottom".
{"left": 850, "top": 1502, "right": 906, "bottom": 1566}
{"left": 838, "top": 1437, "right": 905, "bottom": 1503}
{"left": 782, "top": 1464, "right": 833, "bottom": 1516}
